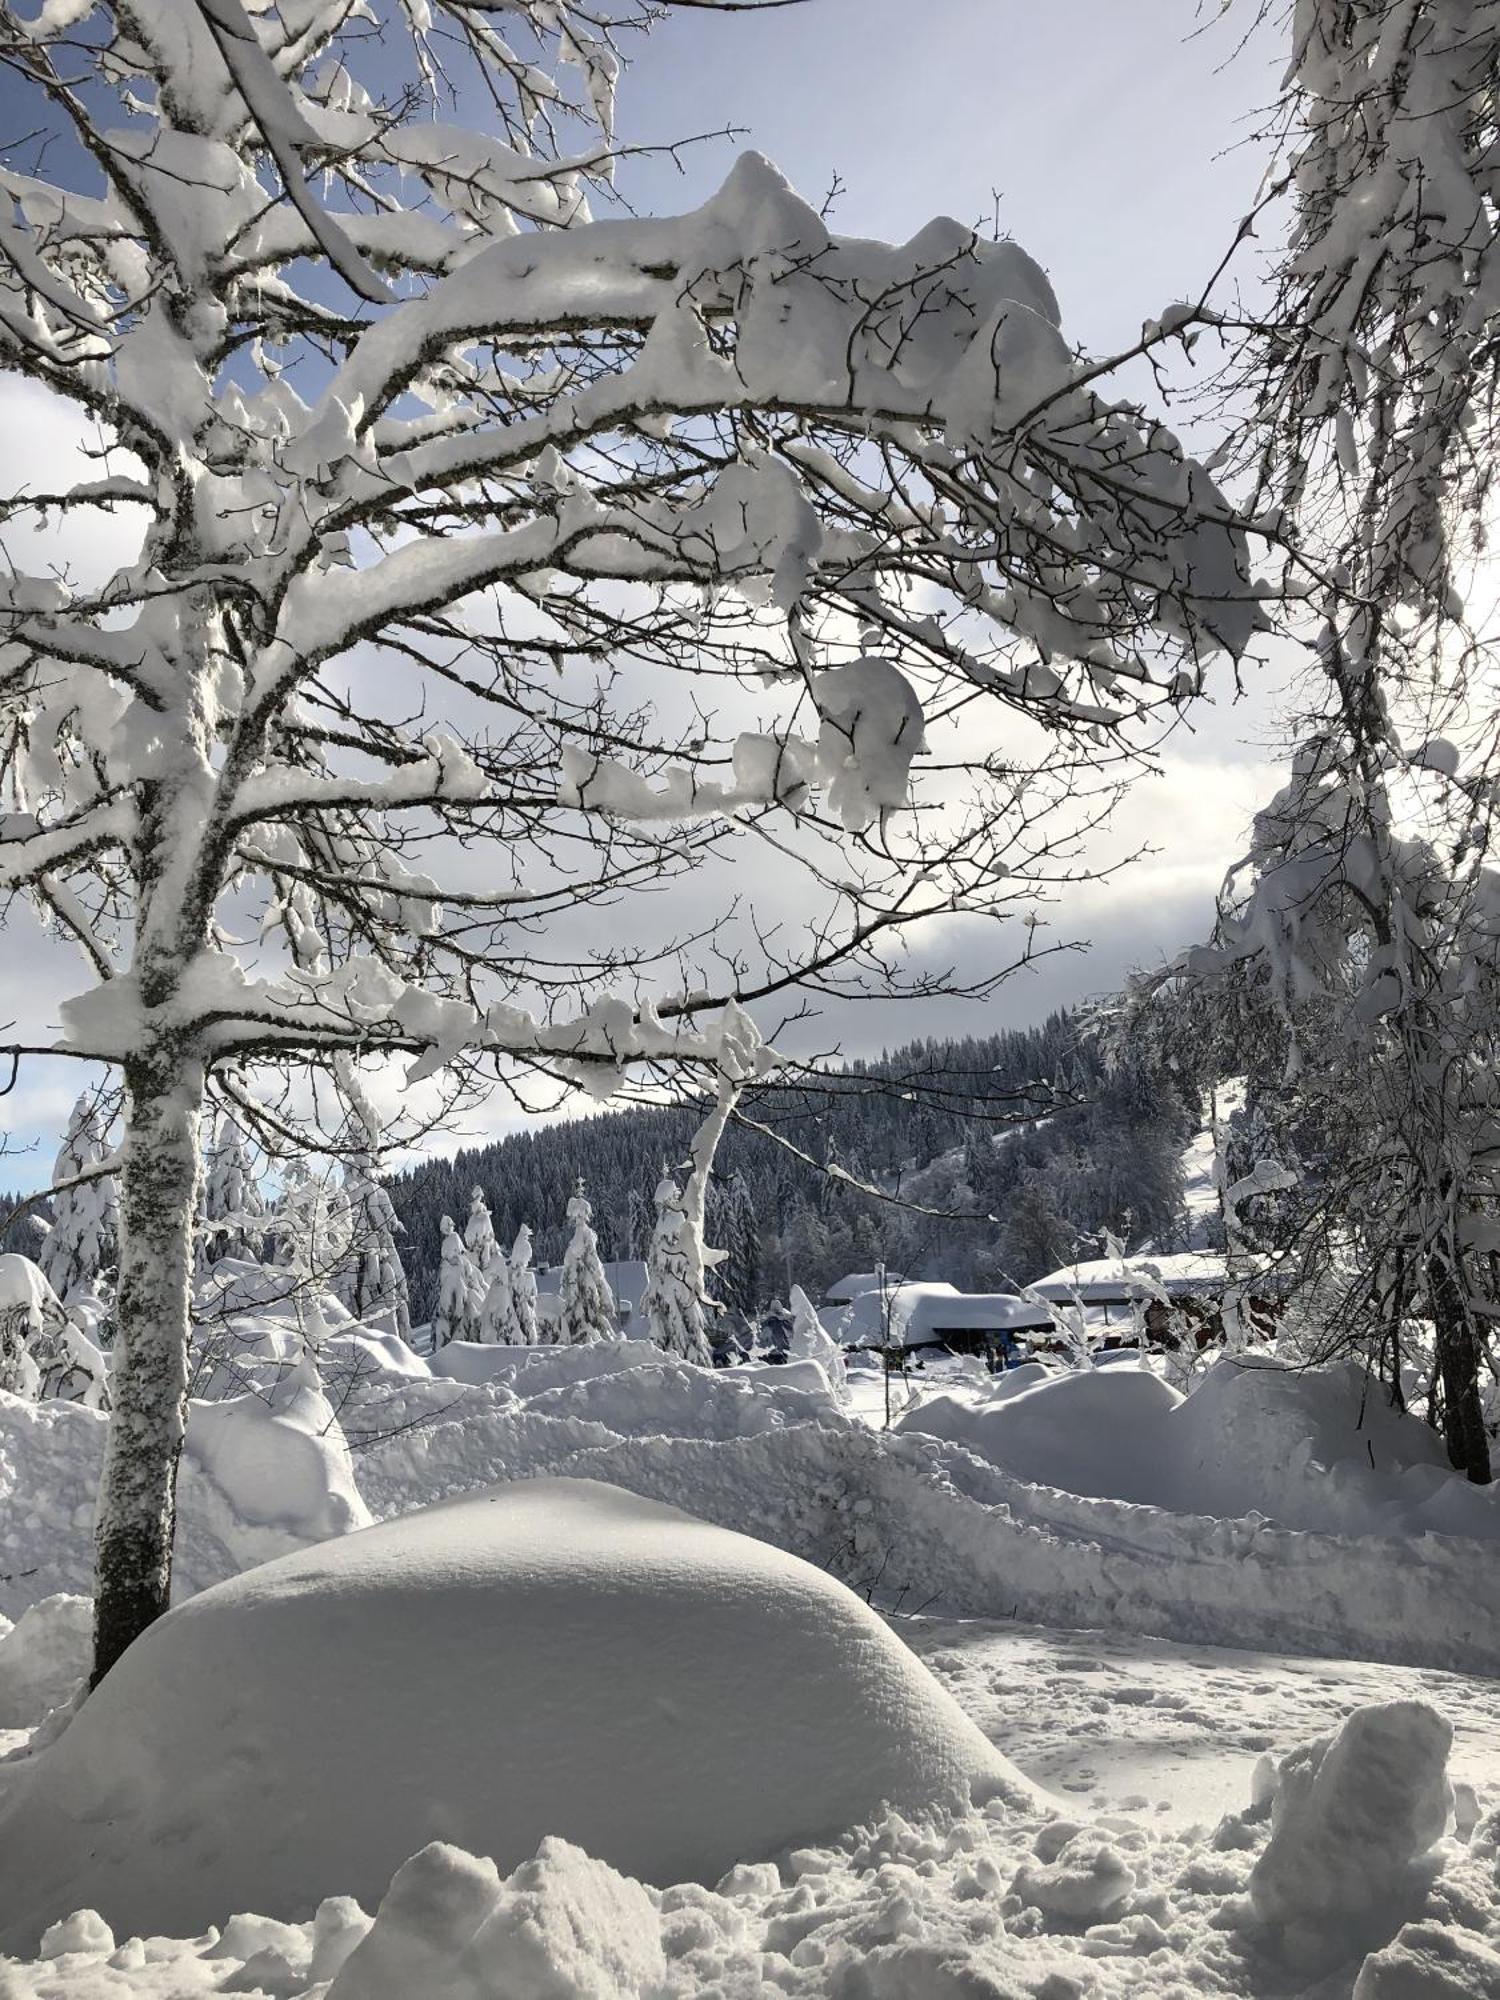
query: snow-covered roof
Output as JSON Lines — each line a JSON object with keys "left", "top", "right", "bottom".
{"left": 823, "top": 1270, "right": 906, "bottom": 1303}
{"left": 831, "top": 1281, "right": 1052, "bottom": 1348}
{"left": 1031, "top": 1252, "right": 1255, "bottom": 1302}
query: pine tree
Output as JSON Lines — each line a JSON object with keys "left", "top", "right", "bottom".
{"left": 788, "top": 1283, "right": 848, "bottom": 1401}
{"left": 509, "top": 1225, "right": 540, "bottom": 1347}
{"left": 464, "top": 1186, "right": 500, "bottom": 1278}
{"left": 38, "top": 1093, "right": 119, "bottom": 1307}
{"left": 641, "top": 1174, "right": 712, "bottom": 1364}
{"left": 201, "top": 1116, "right": 266, "bottom": 1265}
{"left": 434, "top": 1215, "right": 480, "bottom": 1348}
{"left": 478, "top": 1240, "right": 522, "bottom": 1344}
{"left": 558, "top": 1181, "right": 618, "bottom": 1345}
{"left": 718, "top": 1172, "right": 763, "bottom": 1326}
{"left": 333, "top": 1083, "right": 412, "bottom": 1344}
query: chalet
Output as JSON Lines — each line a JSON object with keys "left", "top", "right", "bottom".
{"left": 820, "top": 1276, "right": 1052, "bottom": 1366}
{"left": 822, "top": 1270, "right": 907, "bottom": 1305}
{"left": 1030, "top": 1252, "right": 1286, "bottom": 1348}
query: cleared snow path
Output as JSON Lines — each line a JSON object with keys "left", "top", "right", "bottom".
{"left": 903, "top": 1613, "right": 1500, "bottom": 1830}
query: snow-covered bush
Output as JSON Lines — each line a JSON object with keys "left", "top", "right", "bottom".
{"left": 787, "top": 1284, "right": 847, "bottom": 1402}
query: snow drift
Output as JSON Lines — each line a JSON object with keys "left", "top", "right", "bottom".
{"left": 0, "top": 1477, "right": 1028, "bottom": 1948}
{"left": 896, "top": 1354, "right": 1500, "bottom": 1540}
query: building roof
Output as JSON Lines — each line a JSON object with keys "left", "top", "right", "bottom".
{"left": 1030, "top": 1251, "right": 1254, "bottom": 1303}
{"left": 828, "top": 1280, "right": 1052, "bottom": 1349}
{"left": 823, "top": 1270, "right": 907, "bottom": 1304}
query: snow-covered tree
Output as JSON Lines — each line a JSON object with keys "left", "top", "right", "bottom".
{"left": 787, "top": 1283, "right": 847, "bottom": 1402}
{"left": 38, "top": 1093, "right": 118, "bottom": 1306}
{"left": 713, "top": 1172, "right": 762, "bottom": 1328}
{"left": 267, "top": 1163, "right": 351, "bottom": 1350}
{"left": 558, "top": 1181, "right": 618, "bottom": 1345}
{"left": 464, "top": 1184, "right": 518, "bottom": 1340}
{"left": 509, "top": 1225, "right": 540, "bottom": 1348}
{"left": 433, "top": 1215, "right": 481, "bottom": 1349}
{"left": 1159, "top": 0, "right": 1500, "bottom": 1482}
{"left": 476, "top": 1239, "right": 521, "bottom": 1346}
{"left": 333, "top": 1080, "right": 412, "bottom": 1345}
{"left": 464, "top": 1188, "right": 500, "bottom": 1282}
{"left": 201, "top": 1117, "right": 266, "bottom": 1266}
{"left": 0, "top": 0, "right": 1259, "bottom": 1678}
{"left": 641, "top": 1174, "right": 712, "bottom": 1364}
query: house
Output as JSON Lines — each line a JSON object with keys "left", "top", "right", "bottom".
{"left": 821, "top": 1270, "right": 907, "bottom": 1307}
{"left": 535, "top": 1258, "right": 651, "bottom": 1337}
{"left": 822, "top": 1278, "right": 1052, "bottom": 1365}
{"left": 1030, "top": 1252, "right": 1286, "bottom": 1348}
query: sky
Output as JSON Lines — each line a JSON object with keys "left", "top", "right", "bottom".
{"left": 0, "top": 0, "right": 1298, "bottom": 1165}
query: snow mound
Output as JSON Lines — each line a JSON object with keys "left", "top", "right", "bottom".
{"left": 894, "top": 1364, "right": 1183, "bottom": 1499}
{"left": 0, "top": 1478, "right": 1028, "bottom": 1947}
{"left": 0, "top": 1697, "right": 1495, "bottom": 2000}
{"left": 1161, "top": 1358, "right": 1500, "bottom": 1539}
{"left": 1249, "top": 1700, "right": 1453, "bottom": 1973}
{"left": 896, "top": 1356, "right": 1500, "bottom": 1539}
{"left": 1354, "top": 1920, "right": 1500, "bottom": 1998}
{"left": 429, "top": 1339, "right": 655, "bottom": 1388}
{"left": 328, "top": 1838, "right": 666, "bottom": 2000}
{"left": 0, "top": 1595, "right": 90, "bottom": 1728}
{"left": 183, "top": 1358, "right": 372, "bottom": 1552}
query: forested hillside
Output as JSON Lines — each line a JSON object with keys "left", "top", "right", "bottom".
{"left": 389, "top": 1011, "right": 1201, "bottom": 1319}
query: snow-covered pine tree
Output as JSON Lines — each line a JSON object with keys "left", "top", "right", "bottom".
{"left": 477, "top": 1237, "right": 521, "bottom": 1345}
{"left": 464, "top": 1188, "right": 500, "bottom": 1281}
{"left": 462, "top": 1184, "right": 512, "bottom": 1340}
{"left": 38, "top": 1092, "right": 119, "bottom": 1307}
{"left": 201, "top": 1117, "right": 266, "bottom": 1266}
{"left": 333, "top": 1077, "right": 412, "bottom": 1345}
{"left": 0, "top": 0, "right": 1260, "bottom": 1678}
{"left": 641, "top": 1174, "right": 712, "bottom": 1365}
{"left": 716, "top": 1172, "right": 763, "bottom": 1328}
{"left": 509, "top": 1226, "right": 541, "bottom": 1347}
{"left": 433, "top": 1215, "right": 480, "bottom": 1348}
{"left": 788, "top": 1283, "right": 848, "bottom": 1402}
{"left": 558, "top": 1181, "right": 618, "bottom": 1345}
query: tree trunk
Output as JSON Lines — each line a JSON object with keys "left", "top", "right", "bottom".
{"left": 92, "top": 1043, "right": 205, "bottom": 1683}
{"left": 1427, "top": 1242, "right": 1493, "bottom": 1486}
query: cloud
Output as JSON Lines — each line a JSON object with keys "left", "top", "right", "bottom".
{"left": 0, "top": 377, "right": 148, "bottom": 590}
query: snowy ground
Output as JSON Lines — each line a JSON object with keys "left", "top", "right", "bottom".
{"left": 5, "top": 1311, "right": 1500, "bottom": 1995}
{"left": 906, "top": 1613, "right": 1500, "bottom": 1832}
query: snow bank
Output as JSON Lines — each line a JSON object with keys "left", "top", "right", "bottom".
{"left": 428, "top": 1338, "right": 659, "bottom": 1388}
{"left": 896, "top": 1354, "right": 1500, "bottom": 1540}
{"left": 0, "top": 1595, "right": 90, "bottom": 1728}
{"left": 0, "top": 1379, "right": 368, "bottom": 1630}
{"left": 0, "top": 1478, "right": 1026, "bottom": 1948}
{"left": 1160, "top": 1357, "right": 1500, "bottom": 1540}
{"left": 894, "top": 1365, "right": 1184, "bottom": 1499}
{"left": 355, "top": 1399, "right": 1500, "bottom": 1675}
{"left": 184, "top": 1359, "right": 371, "bottom": 1552}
